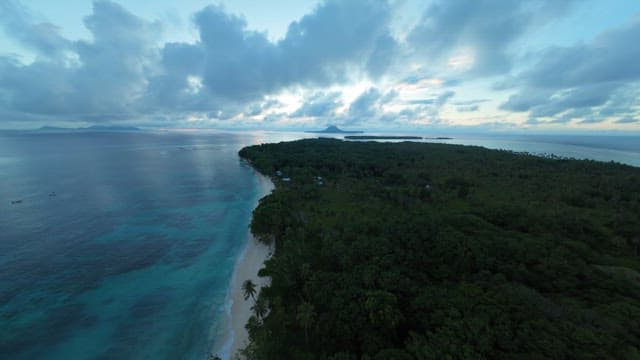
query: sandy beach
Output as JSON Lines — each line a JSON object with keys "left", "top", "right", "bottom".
{"left": 216, "top": 171, "right": 274, "bottom": 359}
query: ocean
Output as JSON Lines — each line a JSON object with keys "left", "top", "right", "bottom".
{"left": 0, "top": 130, "right": 296, "bottom": 360}
{"left": 0, "top": 130, "right": 638, "bottom": 360}
{"left": 342, "top": 132, "right": 640, "bottom": 167}
{"left": 422, "top": 133, "right": 640, "bottom": 167}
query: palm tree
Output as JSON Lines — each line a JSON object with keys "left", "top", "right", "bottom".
{"left": 242, "top": 279, "right": 257, "bottom": 301}
{"left": 296, "top": 301, "right": 316, "bottom": 344}
{"left": 245, "top": 315, "right": 261, "bottom": 339}
{"left": 251, "top": 295, "right": 269, "bottom": 320}
{"left": 364, "top": 290, "right": 403, "bottom": 331}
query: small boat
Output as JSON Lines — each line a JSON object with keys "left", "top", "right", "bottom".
{"left": 48, "top": 192, "right": 56, "bottom": 197}
{"left": 11, "top": 199, "right": 23, "bottom": 204}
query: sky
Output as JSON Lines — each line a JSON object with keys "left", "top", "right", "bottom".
{"left": 0, "top": 0, "right": 639, "bottom": 132}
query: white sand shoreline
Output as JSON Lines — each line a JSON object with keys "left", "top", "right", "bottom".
{"left": 215, "top": 171, "right": 274, "bottom": 360}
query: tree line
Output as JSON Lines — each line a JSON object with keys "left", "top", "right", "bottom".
{"left": 237, "top": 138, "right": 640, "bottom": 359}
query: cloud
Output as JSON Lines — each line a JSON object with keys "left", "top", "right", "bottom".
{"left": 364, "top": 89, "right": 456, "bottom": 126}
{"left": 142, "top": 42, "right": 206, "bottom": 111}
{"left": 343, "top": 87, "right": 400, "bottom": 124}
{"left": 291, "top": 91, "right": 342, "bottom": 118}
{"left": 527, "top": 83, "right": 618, "bottom": 118}
{"left": 500, "top": 16, "right": 640, "bottom": 124}
{"left": 348, "top": 88, "right": 382, "bottom": 118}
{"left": 435, "top": 90, "right": 455, "bottom": 105}
{"left": 0, "top": 0, "right": 397, "bottom": 124}
{"left": 407, "top": 0, "right": 577, "bottom": 76}
{"left": 0, "top": 1, "right": 159, "bottom": 120}
{"left": 407, "top": 99, "right": 435, "bottom": 105}
{"left": 597, "top": 85, "right": 640, "bottom": 119}
{"left": 457, "top": 105, "right": 479, "bottom": 112}
{"left": 149, "top": 0, "right": 396, "bottom": 108}
{"left": 406, "top": 91, "right": 455, "bottom": 106}
{"left": 245, "top": 99, "right": 282, "bottom": 117}
{"left": 0, "top": 0, "right": 637, "bottom": 131}
{"left": 365, "top": 33, "right": 399, "bottom": 79}
{"left": 0, "top": 0, "right": 71, "bottom": 58}
{"left": 454, "top": 99, "right": 487, "bottom": 112}
{"left": 615, "top": 117, "right": 637, "bottom": 124}
{"left": 453, "top": 99, "right": 490, "bottom": 106}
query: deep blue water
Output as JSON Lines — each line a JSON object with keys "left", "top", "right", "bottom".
{"left": 1, "top": 130, "right": 638, "bottom": 360}
{"left": 0, "top": 130, "right": 292, "bottom": 360}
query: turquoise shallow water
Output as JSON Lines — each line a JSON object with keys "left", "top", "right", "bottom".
{"left": 0, "top": 130, "right": 287, "bottom": 359}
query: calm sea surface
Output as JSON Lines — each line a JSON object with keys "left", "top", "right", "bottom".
{"left": 0, "top": 130, "right": 637, "bottom": 360}
{"left": 0, "top": 130, "right": 301, "bottom": 360}
{"left": 427, "top": 133, "right": 640, "bottom": 167}
{"left": 345, "top": 132, "right": 640, "bottom": 167}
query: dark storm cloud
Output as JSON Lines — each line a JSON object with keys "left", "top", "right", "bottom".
{"left": 408, "top": 0, "right": 577, "bottom": 76}
{"left": 501, "top": 17, "right": 640, "bottom": 123}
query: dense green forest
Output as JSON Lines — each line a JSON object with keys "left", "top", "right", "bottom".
{"left": 238, "top": 139, "right": 640, "bottom": 359}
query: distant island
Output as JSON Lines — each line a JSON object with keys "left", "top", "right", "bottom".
{"left": 37, "top": 125, "right": 140, "bottom": 132}
{"left": 83, "top": 125, "right": 140, "bottom": 131}
{"left": 305, "top": 125, "right": 363, "bottom": 134}
{"left": 344, "top": 135, "right": 454, "bottom": 140}
{"left": 345, "top": 135, "right": 422, "bottom": 140}
{"left": 238, "top": 138, "right": 640, "bottom": 359}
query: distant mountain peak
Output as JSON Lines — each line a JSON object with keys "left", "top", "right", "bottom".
{"left": 306, "top": 125, "right": 363, "bottom": 134}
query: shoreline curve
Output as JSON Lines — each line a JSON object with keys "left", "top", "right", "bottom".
{"left": 215, "top": 171, "right": 274, "bottom": 360}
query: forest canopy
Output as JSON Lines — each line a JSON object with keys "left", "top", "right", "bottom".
{"left": 238, "top": 138, "right": 640, "bottom": 359}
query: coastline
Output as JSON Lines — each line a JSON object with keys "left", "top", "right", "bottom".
{"left": 215, "top": 170, "right": 274, "bottom": 360}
